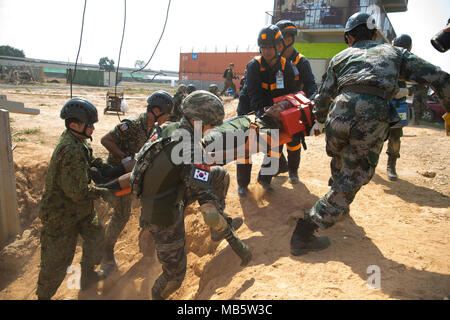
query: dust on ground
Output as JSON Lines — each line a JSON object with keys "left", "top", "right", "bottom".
{"left": 0, "top": 84, "right": 449, "bottom": 300}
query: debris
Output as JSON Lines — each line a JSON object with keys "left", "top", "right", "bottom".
{"left": 418, "top": 170, "right": 436, "bottom": 178}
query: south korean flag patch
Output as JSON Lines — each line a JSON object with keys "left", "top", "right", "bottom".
{"left": 193, "top": 168, "right": 210, "bottom": 182}
{"left": 193, "top": 164, "right": 210, "bottom": 182}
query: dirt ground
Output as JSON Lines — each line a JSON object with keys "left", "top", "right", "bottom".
{"left": 0, "top": 83, "right": 449, "bottom": 300}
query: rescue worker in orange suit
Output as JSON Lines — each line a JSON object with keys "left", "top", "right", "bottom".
{"left": 236, "top": 25, "right": 297, "bottom": 196}
{"left": 275, "top": 20, "right": 317, "bottom": 184}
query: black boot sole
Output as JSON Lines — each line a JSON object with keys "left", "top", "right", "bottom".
{"left": 290, "top": 236, "right": 331, "bottom": 256}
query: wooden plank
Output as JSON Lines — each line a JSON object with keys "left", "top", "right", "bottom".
{"left": 0, "top": 109, "right": 20, "bottom": 247}
{"left": 0, "top": 95, "right": 40, "bottom": 115}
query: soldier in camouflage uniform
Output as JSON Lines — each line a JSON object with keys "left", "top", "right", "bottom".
{"left": 220, "top": 63, "right": 238, "bottom": 98}
{"left": 132, "top": 91, "right": 252, "bottom": 300}
{"left": 411, "top": 84, "right": 428, "bottom": 124}
{"left": 386, "top": 34, "right": 413, "bottom": 181}
{"left": 36, "top": 98, "right": 115, "bottom": 299}
{"left": 290, "top": 12, "right": 450, "bottom": 256}
{"left": 99, "top": 91, "right": 174, "bottom": 271}
{"left": 186, "top": 84, "right": 197, "bottom": 95}
{"left": 168, "top": 84, "right": 186, "bottom": 122}
{"left": 208, "top": 83, "right": 221, "bottom": 99}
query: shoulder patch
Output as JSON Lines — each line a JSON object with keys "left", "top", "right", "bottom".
{"left": 193, "top": 168, "right": 210, "bottom": 182}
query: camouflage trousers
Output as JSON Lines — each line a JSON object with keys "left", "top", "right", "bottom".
{"left": 145, "top": 166, "right": 230, "bottom": 291}
{"left": 104, "top": 194, "right": 132, "bottom": 250}
{"left": 412, "top": 93, "right": 427, "bottom": 122}
{"left": 36, "top": 211, "right": 105, "bottom": 299}
{"left": 309, "top": 117, "right": 390, "bottom": 229}
{"left": 386, "top": 127, "right": 403, "bottom": 159}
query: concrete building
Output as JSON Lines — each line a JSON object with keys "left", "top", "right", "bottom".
{"left": 268, "top": 0, "right": 408, "bottom": 82}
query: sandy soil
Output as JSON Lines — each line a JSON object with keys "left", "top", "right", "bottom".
{"left": 0, "top": 84, "right": 449, "bottom": 300}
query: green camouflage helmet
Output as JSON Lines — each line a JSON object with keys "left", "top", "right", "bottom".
{"left": 182, "top": 90, "right": 224, "bottom": 126}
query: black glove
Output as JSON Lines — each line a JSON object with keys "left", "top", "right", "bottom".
{"left": 90, "top": 167, "right": 110, "bottom": 184}
{"left": 96, "top": 178, "right": 121, "bottom": 191}
{"left": 100, "top": 163, "right": 126, "bottom": 179}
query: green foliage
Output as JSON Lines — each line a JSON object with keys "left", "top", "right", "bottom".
{"left": 0, "top": 45, "right": 25, "bottom": 57}
{"left": 98, "top": 57, "right": 115, "bottom": 71}
{"left": 12, "top": 136, "right": 27, "bottom": 142}
{"left": 135, "top": 60, "right": 145, "bottom": 69}
{"left": 22, "top": 127, "right": 40, "bottom": 135}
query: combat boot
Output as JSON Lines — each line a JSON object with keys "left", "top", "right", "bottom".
{"left": 290, "top": 217, "right": 330, "bottom": 256}
{"left": 80, "top": 263, "right": 104, "bottom": 290}
{"left": 387, "top": 156, "right": 398, "bottom": 181}
{"left": 289, "top": 170, "right": 299, "bottom": 184}
{"left": 99, "top": 244, "right": 118, "bottom": 277}
{"left": 151, "top": 274, "right": 183, "bottom": 300}
{"left": 274, "top": 155, "right": 289, "bottom": 177}
{"left": 237, "top": 185, "right": 249, "bottom": 197}
{"left": 210, "top": 216, "right": 244, "bottom": 242}
{"left": 258, "top": 181, "right": 274, "bottom": 193}
{"left": 224, "top": 225, "right": 252, "bottom": 266}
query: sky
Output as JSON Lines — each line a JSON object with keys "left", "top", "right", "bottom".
{"left": 0, "top": 0, "right": 449, "bottom": 73}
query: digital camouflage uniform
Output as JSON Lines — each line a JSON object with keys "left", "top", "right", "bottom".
{"left": 311, "top": 39, "right": 450, "bottom": 229}
{"left": 386, "top": 80, "right": 408, "bottom": 160}
{"left": 104, "top": 113, "right": 152, "bottom": 257}
{"left": 132, "top": 91, "right": 251, "bottom": 299}
{"left": 135, "top": 119, "right": 230, "bottom": 299}
{"left": 37, "top": 130, "right": 111, "bottom": 299}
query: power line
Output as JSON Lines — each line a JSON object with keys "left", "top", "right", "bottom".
{"left": 70, "top": 0, "right": 87, "bottom": 98}
{"left": 115, "top": 0, "right": 126, "bottom": 96}
{"left": 115, "top": 0, "right": 127, "bottom": 123}
{"left": 131, "top": 0, "right": 172, "bottom": 82}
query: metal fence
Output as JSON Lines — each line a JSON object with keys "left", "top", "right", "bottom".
{"left": 267, "top": 5, "right": 396, "bottom": 43}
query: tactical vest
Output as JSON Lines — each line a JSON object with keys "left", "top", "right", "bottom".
{"left": 254, "top": 55, "right": 286, "bottom": 93}
{"left": 130, "top": 122, "right": 184, "bottom": 226}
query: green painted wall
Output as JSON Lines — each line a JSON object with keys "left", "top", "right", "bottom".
{"left": 67, "top": 69, "right": 104, "bottom": 86}
{"left": 294, "top": 43, "right": 347, "bottom": 59}
{"left": 43, "top": 68, "right": 66, "bottom": 74}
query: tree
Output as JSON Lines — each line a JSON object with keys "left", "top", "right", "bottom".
{"left": 0, "top": 45, "right": 25, "bottom": 57}
{"left": 98, "top": 57, "right": 115, "bottom": 71}
{"left": 134, "top": 60, "right": 145, "bottom": 69}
